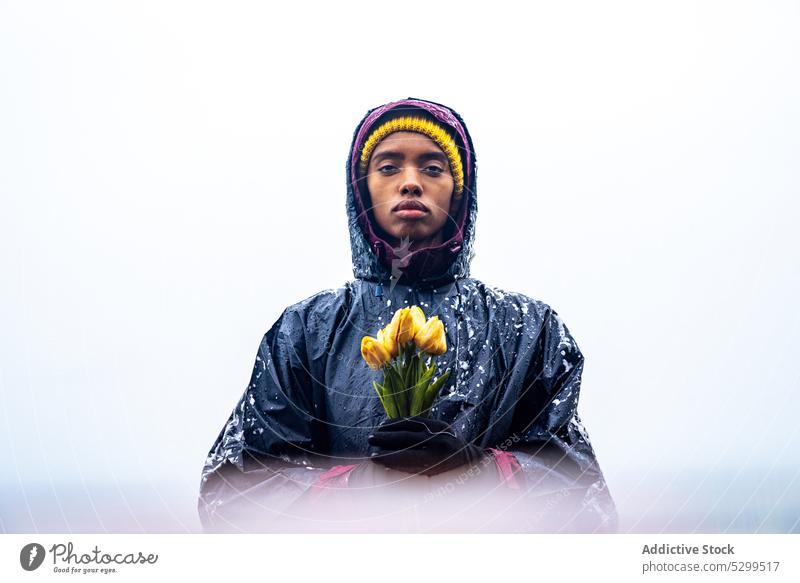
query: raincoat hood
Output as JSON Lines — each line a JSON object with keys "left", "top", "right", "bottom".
{"left": 346, "top": 97, "right": 478, "bottom": 287}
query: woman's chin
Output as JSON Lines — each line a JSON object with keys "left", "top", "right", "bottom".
{"left": 389, "top": 226, "right": 435, "bottom": 244}
{"left": 395, "top": 231, "right": 430, "bottom": 249}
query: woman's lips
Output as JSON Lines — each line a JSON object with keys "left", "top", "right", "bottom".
{"left": 393, "top": 209, "right": 428, "bottom": 219}
{"left": 393, "top": 201, "right": 429, "bottom": 219}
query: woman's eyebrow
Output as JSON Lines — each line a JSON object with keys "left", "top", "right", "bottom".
{"left": 372, "top": 150, "right": 448, "bottom": 163}
{"left": 418, "top": 151, "right": 448, "bottom": 163}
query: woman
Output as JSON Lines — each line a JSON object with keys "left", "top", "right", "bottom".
{"left": 197, "top": 97, "right": 618, "bottom": 533}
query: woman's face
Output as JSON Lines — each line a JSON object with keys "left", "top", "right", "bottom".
{"left": 365, "top": 131, "right": 460, "bottom": 249}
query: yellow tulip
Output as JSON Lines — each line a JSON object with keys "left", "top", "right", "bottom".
{"left": 414, "top": 316, "right": 447, "bottom": 356}
{"left": 377, "top": 327, "right": 398, "bottom": 359}
{"left": 385, "top": 307, "right": 417, "bottom": 346}
{"left": 361, "top": 335, "right": 391, "bottom": 370}
{"left": 408, "top": 305, "right": 426, "bottom": 333}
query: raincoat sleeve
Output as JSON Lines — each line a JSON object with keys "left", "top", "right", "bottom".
{"left": 197, "top": 307, "right": 334, "bottom": 532}
{"left": 503, "top": 308, "right": 619, "bottom": 532}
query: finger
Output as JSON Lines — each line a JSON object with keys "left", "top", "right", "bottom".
{"left": 377, "top": 417, "right": 433, "bottom": 432}
{"left": 368, "top": 429, "right": 429, "bottom": 449}
{"left": 374, "top": 448, "right": 465, "bottom": 476}
{"left": 369, "top": 428, "right": 459, "bottom": 449}
{"left": 371, "top": 448, "right": 439, "bottom": 473}
{"left": 414, "top": 418, "right": 452, "bottom": 433}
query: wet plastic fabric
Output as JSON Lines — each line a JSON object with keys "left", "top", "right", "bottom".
{"left": 197, "top": 98, "right": 618, "bottom": 532}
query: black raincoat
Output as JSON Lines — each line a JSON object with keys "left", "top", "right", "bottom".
{"left": 197, "top": 98, "right": 618, "bottom": 532}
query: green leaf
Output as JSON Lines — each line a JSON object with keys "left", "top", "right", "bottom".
{"left": 381, "top": 365, "right": 401, "bottom": 418}
{"left": 386, "top": 364, "right": 408, "bottom": 416}
{"left": 403, "top": 352, "right": 417, "bottom": 388}
{"left": 373, "top": 381, "right": 394, "bottom": 418}
{"left": 422, "top": 369, "right": 451, "bottom": 414}
{"left": 409, "top": 382, "right": 425, "bottom": 417}
{"left": 410, "top": 362, "right": 436, "bottom": 416}
{"left": 416, "top": 354, "right": 425, "bottom": 384}
{"left": 405, "top": 354, "right": 421, "bottom": 416}
{"left": 414, "top": 353, "right": 431, "bottom": 414}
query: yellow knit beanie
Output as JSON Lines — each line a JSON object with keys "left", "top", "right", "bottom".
{"left": 359, "top": 115, "right": 465, "bottom": 198}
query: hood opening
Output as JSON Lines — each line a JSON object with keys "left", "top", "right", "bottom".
{"left": 346, "top": 98, "right": 478, "bottom": 288}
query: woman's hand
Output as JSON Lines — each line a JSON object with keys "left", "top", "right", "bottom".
{"left": 367, "top": 416, "right": 486, "bottom": 477}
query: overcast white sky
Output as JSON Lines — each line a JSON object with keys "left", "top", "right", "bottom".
{"left": 1, "top": 1, "right": 798, "bottom": 533}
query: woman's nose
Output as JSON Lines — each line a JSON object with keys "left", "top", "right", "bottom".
{"left": 399, "top": 168, "right": 423, "bottom": 195}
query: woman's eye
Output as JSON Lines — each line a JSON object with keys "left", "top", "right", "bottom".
{"left": 424, "top": 166, "right": 444, "bottom": 175}
{"left": 378, "top": 165, "right": 398, "bottom": 174}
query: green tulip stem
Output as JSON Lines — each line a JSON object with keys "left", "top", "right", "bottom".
{"left": 381, "top": 363, "right": 401, "bottom": 418}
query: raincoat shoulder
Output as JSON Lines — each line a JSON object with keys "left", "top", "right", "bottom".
{"left": 471, "top": 280, "right": 618, "bottom": 532}
{"left": 196, "top": 283, "right": 357, "bottom": 531}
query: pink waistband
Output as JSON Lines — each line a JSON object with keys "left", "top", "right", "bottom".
{"left": 310, "top": 450, "right": 522, "bottom": 494}
{"left": 309, "top": 463, "right": 359, "bottom": 499}
{"left": 486, "top": 448, "right": 522, "bottom": 489}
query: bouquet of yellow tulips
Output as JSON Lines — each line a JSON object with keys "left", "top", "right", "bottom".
{"left": 360, "top": 305, "right": 451, "bottom": 419}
